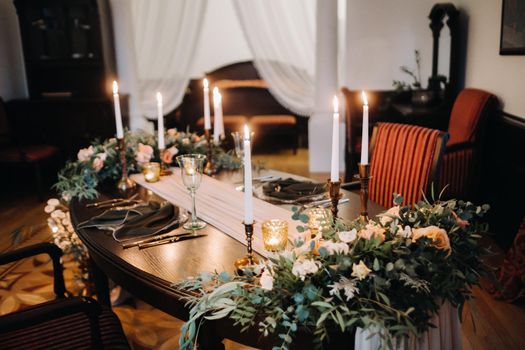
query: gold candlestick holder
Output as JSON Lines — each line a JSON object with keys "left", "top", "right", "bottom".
{"left": 159, "top": 149, "right": 173, "bottom": 176}
{"left": 327, "top": 179, "right": 342, "bottom": 219}
{"left": 203, "top": 129, "right": 216, "bottom": 176}
{"left": 358, "top": 163, "right": 371, "bottom": 220}
{"left": 116, "top": 137, "right": 136, "bottom": 194}
{"left": 234, "top": 221, "right": 259, "bottom": 273}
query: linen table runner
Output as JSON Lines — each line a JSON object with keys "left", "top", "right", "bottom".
{"left": 131, "top": 172, "right": 301, "bottom": 258}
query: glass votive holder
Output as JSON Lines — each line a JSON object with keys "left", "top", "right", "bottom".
{"left": 143, "top": 162, "right": 161, "bottom": 183}
{"left": 307, "top": 207, "right": 331, "bottom": 238}
{"left": 262, "top": 219, "right": 288, "bottom": 252}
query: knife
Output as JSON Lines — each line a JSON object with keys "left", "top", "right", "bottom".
{"left": 138, "top": 233, "right": 206, "bottom": 249}
{"left": 122, "top": 230, "right": 191, "bottom": 249}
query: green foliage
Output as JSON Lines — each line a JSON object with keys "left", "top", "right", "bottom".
{"left": 393, "top": 50, "right": 423, "bottom": 91}
{"left": 53, "top": 128, "right": 240, "bottom": 201}
{"left": 173, "top": 195, "right": 491, "bottom": 349}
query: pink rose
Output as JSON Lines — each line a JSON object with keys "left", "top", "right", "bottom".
{"left": 161, "top": 146, "right": 179, "bottom": 164}
{"left": 135, "top": 143, "right": 154, "bottom": 165}
{"left": 92, "top": 157, "right": 104, "bottom": 172}
{"left": 192, "top": 134, "right": 201, "bottom": 142}
{"left": 77, "top": 146, "right": 94, "bottom": 162}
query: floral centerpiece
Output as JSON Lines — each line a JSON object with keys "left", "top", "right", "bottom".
{"left": 173, "top": 193, "right": 491, "bottom": 349}
{"left": 54, "top": 128, "right": 240, "bottom": 200}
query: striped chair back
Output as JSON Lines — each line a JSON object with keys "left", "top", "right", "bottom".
{"left": 368, "top": 123, "right": 448, "bottom": 207}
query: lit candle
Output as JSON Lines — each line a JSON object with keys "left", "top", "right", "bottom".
{"left": 203, "top": 78, "right": 211, "bottom": 130}
{"left": 156, "top": 92, "right": 165, "bottom": 150}
{"left": 243, "top": 124, "right": 253, "bottom": 225}
{"left": 112, "top": 81, "right": 124, "bottom": 139}
{"left": 360, "top": 91, "right": 369, "bottom": 165}
{"left": 330, "top": 95, "right": 340, "bottom": 182}
{"left": 213, "top": 87, "right": 224, "bottom": 142}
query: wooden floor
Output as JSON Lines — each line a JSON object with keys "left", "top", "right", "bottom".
{"left": 1, "top": 148, "right": 524, "bottom": 349}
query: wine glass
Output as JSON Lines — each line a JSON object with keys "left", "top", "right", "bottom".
{"left": 176, "top": 154, "right": 207, "bottom": 230}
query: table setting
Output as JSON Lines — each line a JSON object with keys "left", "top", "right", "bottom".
{"left": 51, "top": 87, "right": 493, "bottom": 350}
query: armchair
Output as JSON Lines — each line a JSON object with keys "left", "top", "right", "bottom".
{"left": 439, "top": 88, "right": 499, "bottom": 199}
{"left": 0, "top": 243, "right": 130, "bottom": 349}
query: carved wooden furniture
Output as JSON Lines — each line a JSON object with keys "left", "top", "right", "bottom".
{"left": 13, "top": 0, "right": 116, "bottom": 98}
{"left": 439, "top": 88, "right": 499, "bottom": 200}
{"left": 70, "top": 169, "right": 383, "bottom": 349}
{"left": 178, "top": 62, "right": 302, "bottom": 152}
{"left": 0, "top": 97, "right": 60, "bottom": 200}
{"left": 367, "top": 123, "right": 448, "bottom": 208}
{"left": 0, "top": 243, "right": 130, "bottom": 349}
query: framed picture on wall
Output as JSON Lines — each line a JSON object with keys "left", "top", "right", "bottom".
{"left": 500, "top": 0, "right": 525, "bottom": 55}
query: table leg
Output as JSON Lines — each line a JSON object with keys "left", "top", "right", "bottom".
{"left": 88, "top": 256, "right": 111, "bottom": 308}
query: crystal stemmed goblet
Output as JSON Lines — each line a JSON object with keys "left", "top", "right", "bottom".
{"left": 231, "top": 131, "right": 245, "bottom": 191}
{"left": 176, "top": 154, "right": 207, "bottom": 231}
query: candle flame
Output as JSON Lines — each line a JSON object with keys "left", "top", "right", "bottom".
{"left": 332, "top": 95, "right": 339, "bottom": 113}
{"left": 361, "top": 91, "right": 368, "bottom": 106}
{"left": 112, "top": 81, "right": 119, "bottom": 95}
{"left": 156, "top": 92, "right": 162, "bottom": 105}
{"left": 203, "top": 78, "right": 209, "bottom": 89}
{"left": 243, "top": 124, "right": 250, "bottom": 141}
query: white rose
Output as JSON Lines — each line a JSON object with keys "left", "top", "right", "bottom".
{"left": 351, "top": 260, "right": 372, "bottom": 280}
{"left": 47, "top": 198, "right": 60, "bottom": 207}
{"left": 182, "top": 138, "right": 190, "bottom": 145}
{"left": 338, "top": 229, "right": 357, "bottom": 243}
{"left": 96, "top": 152, "right": 107, "bottom": 161}
{"left": 379, "top": 206, "right": 400, "bottom": 226}
{"left": 319, "top": 240, "right": 349, "bottom": 255}
{"left": 396, "top": 225, "right": 412, "bottom": 239}
{"left": 292, "top": 258, "right": 320, "bottom": 281}
{"left": 260, "top": 269, "right": 274, "bottom": 291}
{"left": 51, "top": 209, "right": 66, "bottom": 219}
{"left": 77, "top": 146, "right": 94, "bottom": 162}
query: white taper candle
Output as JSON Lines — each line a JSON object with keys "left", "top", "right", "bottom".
{"left": 243, "top": 124, "right": 254, "bottom": 225}
{"left": 156, "top": 92, "right": 165, "bottom": 150}
{"left": 331, "top": 95, "right": 340, "bottom": 182}
{"left": 112, "top": 81, "right": 124, "bottom": 139}
{"left": 203, "top": 78, "right": 211, "bottom": 130}
{"left": 360, "top": 91, "right": 369, "bottom": 165}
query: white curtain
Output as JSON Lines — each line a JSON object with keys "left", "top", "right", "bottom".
{"left": 111, "top": 0, "right": 207, "bottom": 124}
{"left": 233, "top": 0, "right": 316, "bottom": 117}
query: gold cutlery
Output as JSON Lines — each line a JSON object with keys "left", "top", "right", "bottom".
{"left": 86, "top": 194, "right": 139, "bottom": 208}
{"left": 122, "top": 229, "right": 191, "bottom": 249}
{"left": 138, "top": 233, "right": 206, "bottom": 249}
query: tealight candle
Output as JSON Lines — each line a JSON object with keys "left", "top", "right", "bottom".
{"left": 262, "top": 219, "right": 288, "bottom": 252}
{"left": 143, "top": 162, "right": 161, "bottom": 183}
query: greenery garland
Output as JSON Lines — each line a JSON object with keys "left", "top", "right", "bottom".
{"left": 54, "top": 128, "right": 240, "bottom": 201}
{"left": 173, "top": 193, "right": 492, "bottom": 349}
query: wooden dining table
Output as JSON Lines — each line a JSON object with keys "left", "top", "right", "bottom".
{"left": 70, "top": 169, "right": 383, "bottom": 349}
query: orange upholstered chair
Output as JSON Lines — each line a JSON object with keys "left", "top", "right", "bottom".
{"left": 368, "top": 123, "right": 448, "bottom": 208}
{"left": 439, "top": 88, "right": 498, "bottom": 199}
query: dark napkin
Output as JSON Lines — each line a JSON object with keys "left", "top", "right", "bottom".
{"left": 78, "top": 202, "right": 182, "bottom": 242}
{"left": 263, "top": 178, "right": 326, "bottom": 200}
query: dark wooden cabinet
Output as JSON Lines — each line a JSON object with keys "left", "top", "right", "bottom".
{"left": 13, "top": 0, "right": 115, "bottom": 98}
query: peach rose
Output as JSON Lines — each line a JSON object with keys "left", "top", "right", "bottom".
{"left": 412, "top": 225, "right": 451, "bottom": 254}
{"left": 358, "top": 222, "right": 386, "bottom": 242}
{"left": 77, "top": 146, "right": 94, "bottom": 162}
{"left": 161, "top": 146, "right": 179, "bottom": 164}
{"left": 379, "top": 205, "right": 400, "bottom": 226}
{"left": 167, "top": 128, "right": 177, "bottom": 136}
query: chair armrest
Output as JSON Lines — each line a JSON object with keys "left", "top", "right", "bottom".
{"left": 0, "top": 297, "right": 103, "bottom": 349}
{"left": 445, "top": 141, "right": 474, "bottom": 153}
{"left": 0, "top": 242, "right": 66, "bottom": 298}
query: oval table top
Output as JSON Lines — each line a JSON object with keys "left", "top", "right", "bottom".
{"left": 70, "top": 169, "right": 384, "bottom": 348}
